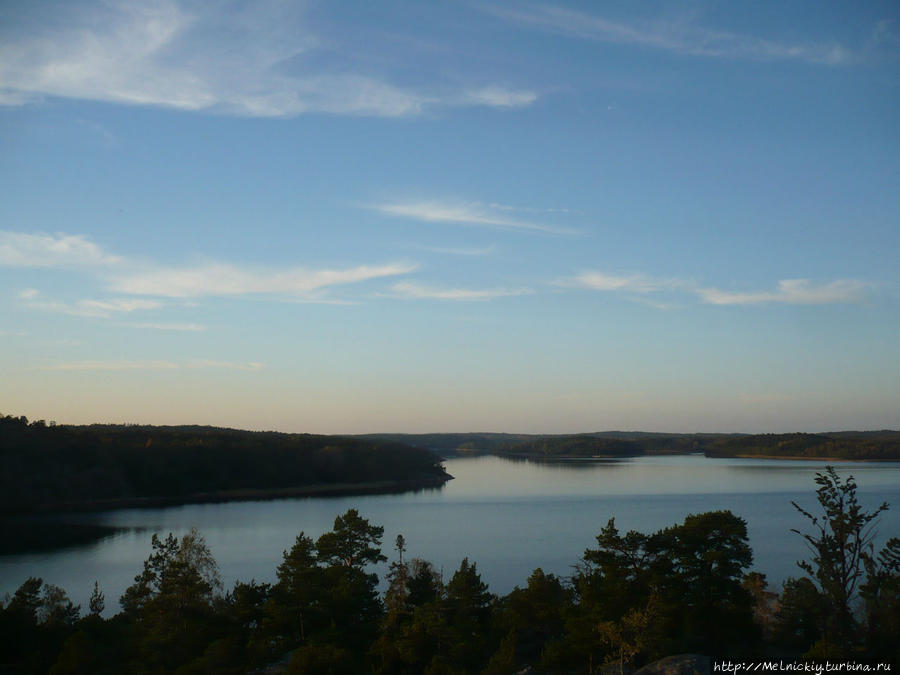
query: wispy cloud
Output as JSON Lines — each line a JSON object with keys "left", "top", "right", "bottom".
{"left": 19, "top": 290, "right": 161, "bottom": 317}
{"left": 460, "top": 86, "right": 538, "bottom": 108}
{"left": 564, "top": 271, "right": 870, "bottom": 307}
{"left": 6, "top": 230, "right": 419, "bottom": 306}
{"left": 41, "top": 359, "right": 263, "bottom": 371}
{"left": 110, "top": 262, "right": 417, "bottom": 298}
{"left": 562, "top": 272, "right": 685, "bottom": 294}
{"left": 128, "top": 322, "right": 207, "bottom": 332}
{"left": 695, "top": 279, "right": 869, "bottom": 305}
{"left": 487, "top": 4, "right": 854, "bottom": 66}
{"left": 487, "top": 203, "right": 582, "bottom": 215}
{"left": 0, "top": 1, "right": 536, "bottom": 117}
{"left": 75, "top": 298, "right": 163, "bottom": 314}
{"left": 0, "top": 231, "right": 120, "bottom": 268}
{"left": 371, "top": 201, "right": 578, "bottom": 235}
{"left": 390, "top": 281, "right": 532, "bottom": 301}
{"left": 413, "top": 244, "right": 496, "bottom": 256}
{"left": 627, "top": 297, "right": 682, "bottom": 311}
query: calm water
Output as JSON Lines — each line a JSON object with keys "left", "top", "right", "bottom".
{"left": 2, "top": 455, "right": 899, "bottom": 615}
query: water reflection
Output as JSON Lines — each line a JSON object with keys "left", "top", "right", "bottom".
{"left": 500, "top": 455, "right": 630, "bottom": 469}
{"left": 445, "top": 454, "right": 900, "bottom": 498}
{"left": 0, "top": 516, "right": 129, "bottom": 556}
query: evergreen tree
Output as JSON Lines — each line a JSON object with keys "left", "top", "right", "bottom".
{"left": 88, "top": 581, "right": 105, "bottom": 617}
{"left": 265, "top": 533, "right": 323, "bottom": 649}
{"left": 315, "top": 510, "right": 387, "bottom": 667}
{"left": 316, "top": 508, "right": 388, "bottom": 569}
{"left": 119, "top": 529, "right": 223, "bottom": 672}
{"left": 658, "top": 510, "right": 757, "bottom": 655}
{"left": 491, "top": 568, "right": 572, "bottom": 672}
{"left": 443, "top": 558, "right": 495, "bottom": 672}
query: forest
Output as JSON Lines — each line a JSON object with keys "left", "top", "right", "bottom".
{"left": 496, "top": 435, "right": 644, "bottom": 458}
{"left": 4, "top": 413, "right": 898, "bottom": 521}
{"left": 704, "top": 431, "right": 900, "bottom": 460}
{"left": 1, "top": 468, "right": 897, "bottom": 674}
{"left": 364, "top": 431, "right": 900, "bottom": 460}
{"left": 0, "top": 414, "right": 450, "bottom": 516}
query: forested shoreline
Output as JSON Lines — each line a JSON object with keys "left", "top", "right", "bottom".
{"left": 0, "top": 415, "right": 450, "bottom": 516}
{"left": 704, "top": 431, "right": 900, "bottom": 460}
{"left": 362, "top": 430, "right": 900, "bottom": 460}
{"left": 2, "top": 468, "right": 897, "bottom": 673}
{"left": 4, "top": 413, "right": 898, "bottom": 521}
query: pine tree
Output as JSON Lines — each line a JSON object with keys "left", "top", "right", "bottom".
{"left": 88, "top": 581, "right": 105, "bottom": 617}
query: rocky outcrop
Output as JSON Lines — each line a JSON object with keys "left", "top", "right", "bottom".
{"left": 635, "top": 653, "right": 711, "bottom": 675}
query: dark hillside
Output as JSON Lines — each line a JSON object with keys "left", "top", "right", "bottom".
{"left": 357, "top": 432, "right": 539, "bottom": 453}
{"left": 0, "top": 414, "right": 449, "bottom": 515}
{"left": 706, "top": 431, "right": 900, "bottom": 460}
{"left": 498, "top": 434, "right": 644, "bottom": 457}
{"left": 357, "top": 431, "right": 732, "bottom": 455}
{"left": 360, "top": 430, "right": 900, "bottom": 460}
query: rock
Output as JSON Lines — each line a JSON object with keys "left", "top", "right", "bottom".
{"left": 634, "top": 653, "right": 711, "bottom": 675}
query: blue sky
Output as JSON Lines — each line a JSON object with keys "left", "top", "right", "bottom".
{"left": 1, "top": 0, "right": 898, "bottom": 433}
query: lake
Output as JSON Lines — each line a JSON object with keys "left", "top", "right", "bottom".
{"left": 2, "top": 454, "right": 899, "bottom": 615}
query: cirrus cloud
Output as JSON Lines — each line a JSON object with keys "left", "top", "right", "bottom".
{"left": 562, "top": 271, "right": 871, "bottom": 306}
{"left": 486, "top": 4, "right": 855, "bottom": 66}
{"left": 563, "top": 272, "right": 685, "bottom": 293}
{"left": 128, "top": 322, "right": 207, "bottom": 332}
{"left": 18, "top": 289, "right": 162, "bottom": 318}
{"left": 0, "top": 231, "right": 121, "bottom": 268}
{"left": 460, "top": 86, "right": 538, "bottom": 108}
{"left": 3, "top": 230, "right": 418, "bottom": 300}
{"left": 0, "top": 0, "right": 537, "bottom": 118}
{"left": 695, "top": 279, "right": 869, "bottom": 305}
{"left": 390, "top": 281, "right": 532, "bottom": 301}
{"left": 110, "top": 261, "right": 418, "bottom": 298}
{"left": 371, "top": 201, "right": 579, "bottom": 235}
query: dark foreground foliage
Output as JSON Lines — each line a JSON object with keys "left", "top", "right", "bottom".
{"left": 1, "top": 469, "right": 898, "bottom": 673}
{"left": 0, "top": 414, "right": 449, "bottom": 515}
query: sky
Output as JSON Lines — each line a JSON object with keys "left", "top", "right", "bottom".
{"left": 1, "top": 0, "right": 898, "bottom": 434}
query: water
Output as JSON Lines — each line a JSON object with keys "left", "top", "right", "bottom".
{"left": 2, "top": 455, "right": 899, "bottom": 614}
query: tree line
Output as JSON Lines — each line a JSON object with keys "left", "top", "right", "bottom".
{"left": 0, "top": 414, "right": 449, "bottom": 515}
{"left": 504, "top": 431, "right": 900, "bottom": 460}
{"left": 705, "top": 432, "right": 900, "bottom": 460}
{"left": 1, "top": 468, "right": 897, "bottom": 673}
{"left": 361, "top": 430, "right": 900, "bottom": 460}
